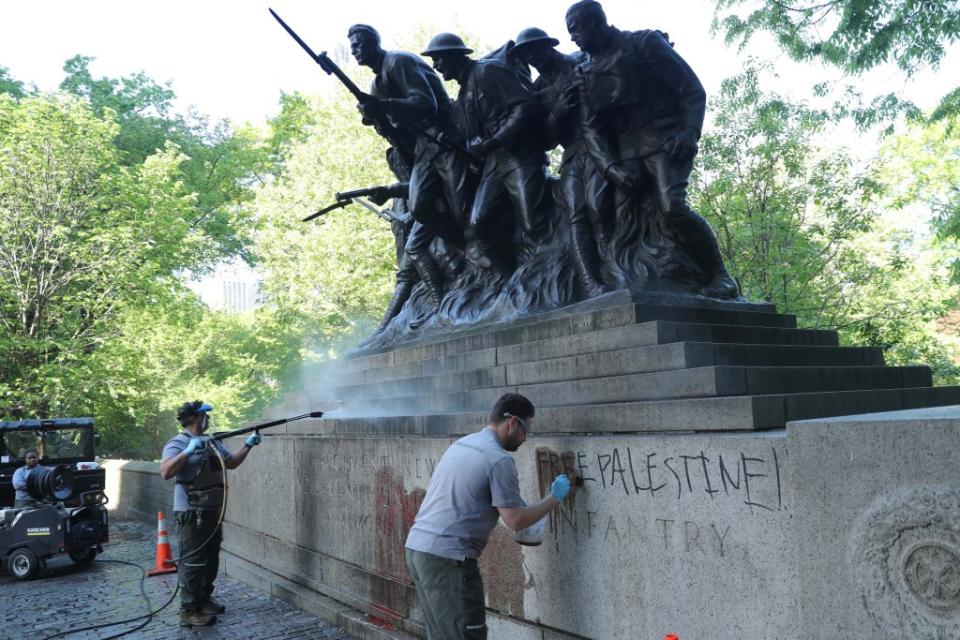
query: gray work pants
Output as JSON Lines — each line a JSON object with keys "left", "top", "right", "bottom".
{"left": 176, "top": 510, "right": 222, "bottom": 611}
{"left": 405, "top": 548, "right": 487, "bottom": 640}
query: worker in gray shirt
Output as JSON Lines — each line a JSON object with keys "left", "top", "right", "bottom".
{"left": 405, "top": 393, "right": 573, "bottom": 640}
{"left": 12, "top": 450, "right": 47, "bottom": 509}
{"left": 160, "top": 400, "right": 261, "bottom": 627}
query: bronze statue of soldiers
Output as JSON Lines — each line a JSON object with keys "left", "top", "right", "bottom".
{"left": 347, "top": 24, "right": 472, "bottom": 310}
{"left": 566, "top": 0, "right": 739, "bottom": 298}
{"left": 364, "top": 148, "right": 419, "bottom": 333}
{"left": 421, "top": 32, "right": 549, "bottom": 273}
{"left": 509, "top": 27, "right": 610, "bottom": 297}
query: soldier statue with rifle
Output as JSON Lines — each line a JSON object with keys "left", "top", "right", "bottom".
{"left": 269, "top": 6, "right": 748, "bottom": 348}
{"left": 346, "top": 24, "right": 477, "bottom": 313}
{"left": 269, "top": 11, "right": 474, "bottom": 314}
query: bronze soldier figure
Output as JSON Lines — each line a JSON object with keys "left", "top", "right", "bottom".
{"left": 364, "top": 148, "right": 419, "bottom": 332}
{"left": 566, "top": 0, "right": 739, "bottom": 298}
{"left": 348, "top": 24, "right": 472, "bottom": 310}
{"left": 421, "top": 33, "right": 549, "bottom": 274}
{"left": 509, "top": 27, "right": 610, "bottom": 297}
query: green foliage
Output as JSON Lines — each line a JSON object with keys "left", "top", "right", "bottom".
{"left": 0, "top": 67, "right": 26, "bottom": 98}
{"left": 0, "top": 93, "right": 204, "bottom": 418}
{"left": 880, "top": 117, "right": 960, "bottom": 248}
{"left": 693, "top": 66, "right": 960, "bottom": 383}
{"left": 713, "top": 0, "right": 960, "bottom": 120}
{"left": 92, "top": 298, "right": 303, "bottom": 458}
{"left": 253, "top": 91, "right": 397, "bottom": 353}
{"left": 693, "top": 67, "right": 881, "bottom": 321}
{"left": 0, "top": 64, "right": 302, "bottom": 458}
{"left": 266, "top": 92, "right": 318, "bottom": 161}
{"left": 60, "top": 56, "right": 266, "bottom": 263}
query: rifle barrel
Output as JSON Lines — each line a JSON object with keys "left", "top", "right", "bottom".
{"left": 336, "top": 188, "right": 377, "bottom": 200}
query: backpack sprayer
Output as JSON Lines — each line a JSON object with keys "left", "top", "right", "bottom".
{"left": 179, "top": 411, "right": 325, "bottom": 511}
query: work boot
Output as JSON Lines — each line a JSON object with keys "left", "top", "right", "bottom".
{"left": 180, "top": 610, "right": 217, "bottom": 627}
{"left": 201, "top": 599, "right": 226, "bottom": 615}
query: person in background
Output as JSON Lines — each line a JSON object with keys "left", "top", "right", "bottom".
{"left": 12, "top": 450, "right": 47, "bottom": 509}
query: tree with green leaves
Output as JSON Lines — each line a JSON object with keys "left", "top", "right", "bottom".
{"left": 713, "top": 0, "right": 960, "bottom": 121}
{"left": 253, "top": 91, "right": 398, "bottom": 351}
{"left": 59, "top": 56, "right": 267, "bottom": 261}
{"left": 692, "top": 66, "right": 960, "bottom": 382}
{"left": 0, "top": 67, "right": 25, "bottom": 98}
{"left": 880, "top": 116, "right": 960, "bottom": 248}
{"left": 0, "top": 93, "right": 210, "bottom": 418}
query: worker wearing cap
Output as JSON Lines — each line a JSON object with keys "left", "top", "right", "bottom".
{"left": 159, "top": 401, "right": 261, "bottom": 627}
{"left": 405, "top": 393, "right": 574, "bottom": 639}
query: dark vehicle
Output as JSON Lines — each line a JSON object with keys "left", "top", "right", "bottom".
{"left": 0, "top": 418, "right": 109, "bottom": 580}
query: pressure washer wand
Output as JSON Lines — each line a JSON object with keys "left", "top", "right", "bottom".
{"left": 209, "top": 411, "right": 324, "bottom": 442}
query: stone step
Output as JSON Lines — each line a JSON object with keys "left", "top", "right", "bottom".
{"left": 496, "top": 321, "right": 840, "bottom": 368}
{"left": 342, "top": 300, "right": 797, "bottom": 373}
{"left": 339, "top": 365, "right": 930, "bottom": 412}
{"left": 505, "top": 343, "right": 884, "bottom": 386}
{"left": 288, "top": 386, "right": 960, "bottom": 435}
{"left": 518, "top": 365, "right": 932, "bottom": 408}
{"left": 331, "top": 322, "right": 845, "bottom": 387}
{"left": 326, "top": 342, "right": 885, "bottom": 397}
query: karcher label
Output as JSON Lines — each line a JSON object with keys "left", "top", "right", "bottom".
{"left": 26, "top": 527, "right": 51, "bottom": 536}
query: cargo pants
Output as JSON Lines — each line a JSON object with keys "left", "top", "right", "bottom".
{"left": 405, "top": 548, "right": 487, "bottom": 640}
{"left": 176, "top": 510, "right": 223, "bottom": 611}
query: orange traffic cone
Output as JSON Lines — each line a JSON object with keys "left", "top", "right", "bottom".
{"left": 147, "top": 511, "right": 177, "bottom": 576}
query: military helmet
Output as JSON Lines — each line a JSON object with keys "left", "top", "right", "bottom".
{"left": 421, "top": 32, "right": 473, "bottom": 57}
{"left": 509, "top": 27, "right": 560, "bottom": 58}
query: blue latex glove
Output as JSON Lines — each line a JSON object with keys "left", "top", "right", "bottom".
{"left": 183, "top": 438, "right": 205, "bottom": 456}
{"left": 550, "top": 474, "right": 571, "bottom": 502}
{"left": 245, "top": 432, "right": 262, "bottom": 448}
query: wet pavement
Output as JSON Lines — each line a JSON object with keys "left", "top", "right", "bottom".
{"left": 0, "top": 512, "right": 353, "bottom": 640}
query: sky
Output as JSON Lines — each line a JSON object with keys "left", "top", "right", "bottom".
{"left": 2, "top": 0, "right": 957, "bottom": 127}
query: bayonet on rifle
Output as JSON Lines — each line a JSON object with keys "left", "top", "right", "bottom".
{"left": 303, "top": 186, "right": 397, "bottom": 223}
{"left": 269, "top": 8, "right": 480, "bottom": 170}
{"left": 302, "top": 200, "right": 350, "bottom": 223}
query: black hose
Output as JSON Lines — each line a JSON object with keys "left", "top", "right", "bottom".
{"left": 39, "top": 446, "right": 230, "bottom": 640}
{"left": 39, "top": 559, "right": 178, "bottom": 640}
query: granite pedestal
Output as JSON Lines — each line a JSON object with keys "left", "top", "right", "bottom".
{"left": 220, "top": 293, "right": 960, "bottom": 639}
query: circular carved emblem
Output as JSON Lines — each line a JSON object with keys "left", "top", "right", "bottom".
{"left": 903, "top": 544, "right": 960, "bottom": 611}
{"left": 850, "top": 487, "right": 960, "bottom": 638}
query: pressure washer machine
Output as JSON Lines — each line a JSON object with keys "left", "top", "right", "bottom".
{"left": 0, "top": 418, "right": 109, "bottom": 580}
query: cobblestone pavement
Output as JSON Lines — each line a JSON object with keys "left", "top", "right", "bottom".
{"left": 0, "top": 513, "right": 353, "bottom": 640}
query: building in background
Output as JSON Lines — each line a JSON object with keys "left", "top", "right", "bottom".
{"left": 187, "top": 259, "right": 261, "bottom": 313}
